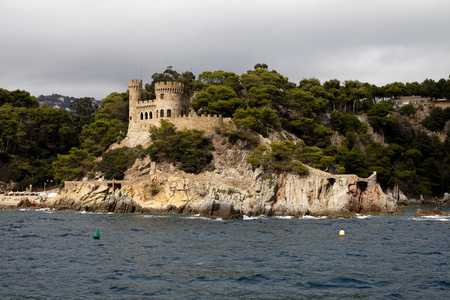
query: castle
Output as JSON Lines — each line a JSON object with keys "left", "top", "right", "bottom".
{"left": 125, "top": 79, "right": 231, "bottom": 147}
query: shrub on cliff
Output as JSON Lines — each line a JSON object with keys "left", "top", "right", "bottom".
{"left": 95, "top": 146, "right": 142, "bottom": 180}
{"left": 146, "top": 120, "right": 214, "bottom": 174}
{"left": 330, "top": 110, "right": 363, "bottom": 135}
{"left": 398, "top": 104, "right": 416, "bottom": 117}
{"left": 247, "top": 140, "right": 344, "bottom": 175}
{"left": 422, "top": 107, "right": 450, "bottom": 132}
{"left": 247, "top": 141, "right": 309, "bottom": 175}
{"left": 221, "top": 121, "right": 260, "bottom": 149}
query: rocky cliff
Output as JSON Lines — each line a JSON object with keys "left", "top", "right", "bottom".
{"left": 44, "top": 136, "right": 400, "bottom": 219}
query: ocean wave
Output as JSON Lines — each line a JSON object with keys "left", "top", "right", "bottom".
{"left": 243, "top": 215, "right": 267, "bottom": 220}
{"left": 301, "top": 215, "right": 327, "bottom": 220}
{"left": 411, "top": 215, "right": 450, "bottom": 222}
{"left": 356, "top": 214, "right": 372, "bottom": 219}
{"left": 139, "top": 214, "right": 170, "bottom": 218}
{"left": 272, "top": 215, "right": 294, "bottom": 219}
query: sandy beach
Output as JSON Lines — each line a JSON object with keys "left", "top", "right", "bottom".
{"left": 0, "top": 195, "right": 42, "bottom": 207}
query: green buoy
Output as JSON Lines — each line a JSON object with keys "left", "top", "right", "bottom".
{"left": 93, "top": 229, "right": 100, "bottom": 239}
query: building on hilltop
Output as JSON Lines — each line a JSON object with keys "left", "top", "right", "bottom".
{"left": 392, "top": 96, "right": 431, "bottom": 107}
{"left": 125, "top": 79, "right": 231, "bottom": 147}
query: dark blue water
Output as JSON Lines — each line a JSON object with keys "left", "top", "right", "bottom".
{"left": 1, "top": 207, "right": 449, "bottom": 299}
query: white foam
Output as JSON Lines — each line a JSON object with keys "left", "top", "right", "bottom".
{"left": 301, "top": 215, "right": 327, "bottom": 220}
{"left": 140, "top": 214, "right": 169, "bottom": 218}
{"left": 411, "top": 215, "right": 450, "bottom": 222}
{"left": 273, "top": 215, "right": 294, "bottom": 219}
{"left": 356, "top": 214, "right": 372, "bottom": 219}
{"left": 243, "top": 215, "right": 266, "bottom": 220}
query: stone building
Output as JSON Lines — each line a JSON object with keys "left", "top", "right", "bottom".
{"left": 125, "top": 79, "right": 231, "bottom": 147}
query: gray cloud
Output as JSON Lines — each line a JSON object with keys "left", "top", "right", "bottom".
{"left": 1, "top": 0, "right": 449, "bottom": 99}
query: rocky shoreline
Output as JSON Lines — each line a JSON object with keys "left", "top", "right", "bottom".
{"left": 8, "top": 183, "right": 449, "bottom": 219}
{"left": 8, "top": 141, "right": 449, "bottom": 218}
{"left": 20, "top": 156, "right": 403, "bottom": 219}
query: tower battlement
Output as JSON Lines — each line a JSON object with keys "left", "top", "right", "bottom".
{"left": 128, "top": 79, "right": 142, "bottom": 89}
{"left": 155, "top": 81, "right": 184, "bottom": 95}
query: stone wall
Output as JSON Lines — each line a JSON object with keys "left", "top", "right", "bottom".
{"left": 124, "top": 114, "right": 231, "bottom": 148}
{"left": 426, "top": 100, "right": 450, "bottom": 110}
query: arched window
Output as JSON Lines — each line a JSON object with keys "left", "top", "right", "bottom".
{"left": 150, "top": 111, "right": 153, "bottom": 119}
{"left": 160, "top": 109, "right": 164, "bottom": 117}
{"left": 140, "top": 112, "right": 143, "bottom": 120}
{"left": 145, "top": 112, "right": 148, "bottom": 119}
{"left": 130, "top": 116, "right": 132, "bottom": 121}
{"left": 167, "top": 109, "right": 171, "bottom": 117}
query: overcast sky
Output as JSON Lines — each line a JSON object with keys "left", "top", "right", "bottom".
{"left": 1, "top": 0, "right": 449, "bottom": 100}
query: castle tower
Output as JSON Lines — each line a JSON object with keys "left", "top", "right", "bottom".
{"left": 154, "top": 81, "right": 185, "bottom": 117}
{"left": 128, "top": 79, "right": 142, "bottom": 124}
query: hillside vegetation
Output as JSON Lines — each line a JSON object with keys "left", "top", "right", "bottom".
{"left": 0, "top": 65, "right": 449, "bottom": 198}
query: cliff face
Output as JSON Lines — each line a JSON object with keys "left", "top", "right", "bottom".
{"left": 46, "top": 139, "right": 400, "bottom": 218}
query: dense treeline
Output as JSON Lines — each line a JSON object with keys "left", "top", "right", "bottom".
{"left": 1, "top": 65, "right": 449, "bottom": 198}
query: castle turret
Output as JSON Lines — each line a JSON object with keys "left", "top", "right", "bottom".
{"left": 128, "top": 79, "right": 142, "bottom": 124}
{"left": 154, "top": 81, "right": 184, "bottom": 117}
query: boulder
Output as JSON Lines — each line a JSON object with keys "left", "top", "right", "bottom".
{"left": 414, "top": 208, "right": 450, "bottom": 216}
{"left": 17, "top": 198, "right": 35, "bottom": 208}
{"left": 443, "top": 193, "right": 450, "bottom": 206}
{"left": 197, "top": 199, "right": 242, "bottom": 220}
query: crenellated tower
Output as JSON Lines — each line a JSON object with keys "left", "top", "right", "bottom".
{"left": 154, "top": 81, "right": 187, "bottom": 117}
{"left": 128, "top": 79, "right": 142, "bottom": 124}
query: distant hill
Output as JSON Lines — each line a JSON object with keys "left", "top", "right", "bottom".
{"left": 37, "top": 94, "right": 100, "bottom": 111}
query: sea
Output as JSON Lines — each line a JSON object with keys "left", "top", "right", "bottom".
{"left": 1, "top": 206, "right": 449, "bottom": 299}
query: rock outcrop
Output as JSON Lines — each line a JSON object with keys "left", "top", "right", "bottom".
{"left": 414, "top": 208, "right": 450, "bottom": 217}
{"left": 40, "top": 133, "right": 402, "bottom": 218}
{"left": 44, "top": 148, "right": 400, "bottom": 219}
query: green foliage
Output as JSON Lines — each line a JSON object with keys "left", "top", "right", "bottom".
{"left": 330, "top": 110, "right": 363, "bottom": 135}
{"left": 191, "top": 85, "right": 242, "bottom": 117}
{"left": 247, "top": 141, "right": 309, "bottom": 175}
{"left": 247, "top": 140, "right": 343, "bottom": 175}
{"left": 0, "top": 104, "right": 80, "bottom": 157}
{"left": 95, "top": 147, "right": 141, "bottom": 180}
{"left": 150, "top": 183, "right": 160, "bottom": 195}
{"left": 367, "top": 101, "right": 399, "bottom": 132}
{"left": 398, "top": 104, "right": 416, "bottom": 117}
{"left": 336, "top": 146, "right": 368, "bottom": 177}
{"left": 233, "top": 106, "right": 280, "bottom": 136}
{"left": 52, "top": 148, "right": 95, "bottom": 182}
{"left": 80, "top": 119, "right": 127, "bottom": 157}
{"left": 284, "top": 117, "right": 333, "bottom": 146}
{"left": 96, "top": 92, "right": 129, "bottom": 123}
{"left": 295, "top": 141, "right": 341, "bottom": 172}
{"left": 286, "top": 88, "right": 327, "bottom": 119}
{"left": 70, "top": 97, "right": 98, "bottom": 116}
{"left": 0, "top": 88, "right": 40, "bottom": 108}
{"left": 367, "top": 100, "right": 394, "bottom": 118}
{"left": 241, "top": 67, "right": 294, "bottom": 108}
{"left": 422, "top": 107, "right": 450, "bottom": 132}
{"left": 197, "top": 70, "right": 241, "bottom": 94}
{"left": 221, "top": 122, "right": 260, "bottom": 148}
{"left": 146, "top": 120, "right": 214, "bottom": 174}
